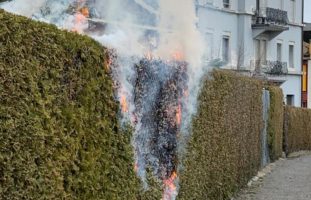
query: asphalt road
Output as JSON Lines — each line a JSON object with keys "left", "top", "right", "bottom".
{"left": 235, "top": 152, "right": 311, "bottom": 200}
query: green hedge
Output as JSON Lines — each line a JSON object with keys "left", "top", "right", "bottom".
{"left": 284, "top": 106, "right": 311, "bottom": 154}
{"left": 0, "top": 10, "right": 140, "bottom": 199}
{"left": 267, "top": 86, "right": 284, "bottom": 161}
{"left": 178, "top": 70, "right": 263, "bottom": 200}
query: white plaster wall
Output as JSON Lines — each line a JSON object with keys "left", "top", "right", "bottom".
{"left": 281, "top": 75, "right": 301, "bottom": 107}
{"left": 243, "top": 0, "right": 257, "bottom": 13}
{"left": 267, "top": 26, "right": 302, "bottom": 73}
{"left": 198, "top": 7, "right": 239, "bottom": 68}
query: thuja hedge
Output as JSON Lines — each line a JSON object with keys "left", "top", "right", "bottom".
{"left": 284, "top": 106, "right": 311, "bottom": 154}
{"left": 178, "top": 70, "right": 263, "bottom": 200}
{"left": 267, "top": 86, "right": 284, "bottom": 161}
{"left": 0, "top": 10, "right": 141, "bottom": 199}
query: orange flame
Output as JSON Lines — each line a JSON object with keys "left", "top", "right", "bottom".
{"left": 71, "top": 0, "right": 89, "bottom": 33}
{"left": 162, "top": 171, "right": 178, "bottom": 200}
{"left": 80, "top": 7, "right": 89, "bottom": 18}
{"left": 171, "top": 51, "right": 184, "bottom": 61}
{"left": 176, "top": 104, "right": 182, "bottom": 126}
{"left": 120, "top": 95, "right": 129, "bottom": 113}
{"left": 134, "top": 162, "right": 138, "bottom": 173}
{"left": 145, "top": 51, "right": 153, "bottom": 60}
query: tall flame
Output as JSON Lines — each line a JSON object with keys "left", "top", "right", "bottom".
{"left": 120, "top": 94, "right": 129, "bottom": 113}
{"left": 176, "top": 104, "right": 182, "bottom": 126}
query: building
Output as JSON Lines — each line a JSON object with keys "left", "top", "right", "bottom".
{"left": 197, "top": 0, "right": 304, "bottom": 107}
{"left": 303, "top": 23, "right": 311, "bottom": 108}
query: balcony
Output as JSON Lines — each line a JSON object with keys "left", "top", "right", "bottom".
{"left": 251, "top": 60, "right": 288, "bottom": 83}
{"left": 252, "top": 7, "right": 289, "bottom": 39}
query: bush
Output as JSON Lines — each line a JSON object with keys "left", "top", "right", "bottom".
{"left": 284, "top": 106, "right": 311, "bottom": 154}
{"left": 178, "top": 70, "right": 263, "bottom": 200}
{"left": 267, "top": 86, "right": 284, "bottom": 161}
{"left": 0, "top": 9, "right": 140, "bottom": 199}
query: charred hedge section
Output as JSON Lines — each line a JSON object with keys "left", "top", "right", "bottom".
{"left": 267, "top": 86, "right": 284, "bottom": 161}
{"left": 178, "top": 70, "right": 263, "bottom": 200}
{"left": 284, "top": 106, "right": 311, "bottom": 154}
{"left": 0, "top": 10, "right": 140, "bottom": 199}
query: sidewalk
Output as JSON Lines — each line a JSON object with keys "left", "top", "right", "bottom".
{"left": 235, "top": 152, "right": 311, "bottom": 200}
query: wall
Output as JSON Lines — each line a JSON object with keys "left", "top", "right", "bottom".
{"left": 197, "top": 0, "right": 258, "bottom": 69}
{"left": 198, "top": 6, "right": 239, "bottom": 68}
{"left": 280, "top": 75, "right": 302, "bottom": 107}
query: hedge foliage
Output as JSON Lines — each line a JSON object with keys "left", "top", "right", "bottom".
{"left": 178, "top": 70, "right": 263, "bottom": 200}
{"left": 284, "top": 106, "right": 311, "bottom": 154}
{"left": 0, "top": 10, "right": 140, "bottom": 199}
{"left": 267, "top": 86, "right": 284, "bottom": 161}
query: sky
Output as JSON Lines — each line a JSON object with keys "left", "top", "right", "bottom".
{"left": 305, "top": 1, "right": 311, "bottom": 22}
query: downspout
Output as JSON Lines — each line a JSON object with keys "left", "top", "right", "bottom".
{"left": 302, "top": 0, "right": 305, "bottom": 107}
{"left": 256, "top": 0, "right": 260, "bottom": 14}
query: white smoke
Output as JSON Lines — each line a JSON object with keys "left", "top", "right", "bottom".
{"left": 1, "top": 0, "right": 46, "bottom": 17}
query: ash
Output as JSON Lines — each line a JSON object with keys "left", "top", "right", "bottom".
{"left": 134, "top": 58, "right": 188, "bottom": 181}
{"left": 110, "top": 52, "right": 188, "bottom": 187}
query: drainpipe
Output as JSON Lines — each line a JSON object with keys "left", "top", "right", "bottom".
{"left": 302, "top": 0, "right": 305, "bottom": 107}
{"left": 256, "top": 0, "right": 260, "bottom": 14}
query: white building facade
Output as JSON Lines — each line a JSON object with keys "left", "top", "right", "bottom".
{"left": 197, "top": 0, "right": 303, "bottom": 107}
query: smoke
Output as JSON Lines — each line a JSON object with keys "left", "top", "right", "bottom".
{"left": 0, "top": 0, "right": 46, "bottom": 17}
{"left": 1, "top": 1, "right": 208, "bottom": 199}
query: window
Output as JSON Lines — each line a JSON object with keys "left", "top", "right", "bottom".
{"left": 289, "top": 45, "right": 294, "bottom": 68}
{"left": 222, "top": 36, "right": 230, "bottom": 63}
{"left": 223, "top": 0, "right": 230, "bottom": 9}
{"left": 277, "top": 43, "right": 282, "bottom": 61}
{"left": 286, "top": 95, "right": 295, "bottom": 106}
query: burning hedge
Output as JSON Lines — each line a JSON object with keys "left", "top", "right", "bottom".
{"left": 0, "top": 9, "right": 284, "bottom": 200}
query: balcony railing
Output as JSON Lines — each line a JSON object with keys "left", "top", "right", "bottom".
{"left": 251, "top": 60, "right": 288, "bottom": 75}
{"left": 253, "top": 7, "right": 289, "bottom": 26}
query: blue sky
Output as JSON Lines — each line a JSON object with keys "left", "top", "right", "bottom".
{"left": 305, "top": 1, "right": 311, "bottom": 22}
